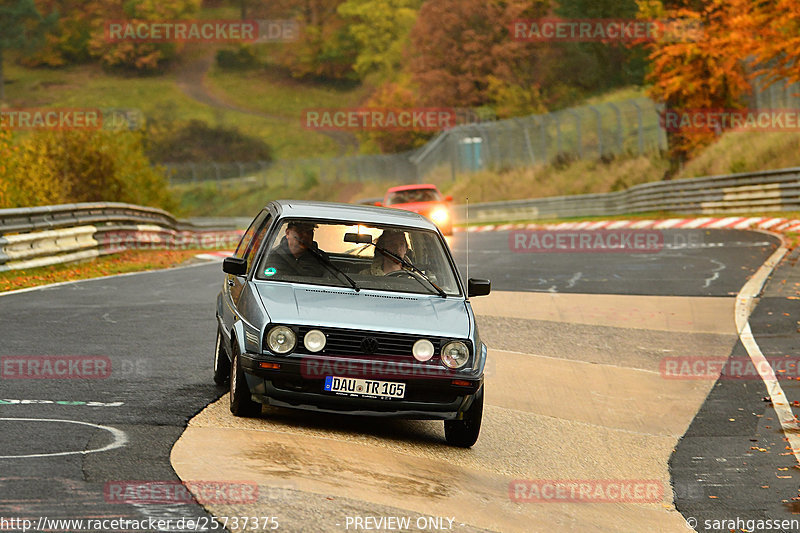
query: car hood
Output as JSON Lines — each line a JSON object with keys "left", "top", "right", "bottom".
{"left": 386, "top": 201, "right": 448, "bottom": 214}
{"left": 255, "top": 283, "right": 471, "bottom": 338}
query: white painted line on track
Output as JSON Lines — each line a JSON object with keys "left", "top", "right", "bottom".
{"left": 733, "top": 242, "right": 800, "bottom": 463}
{"left": 0, "top": 418, "right": 128, "bottom": 459}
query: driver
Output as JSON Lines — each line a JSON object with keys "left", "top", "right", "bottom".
{"left": 265, "top": 221, "right": 329, "bottom": 277}
{"left": 364, "top": 230, "right": 409, "bottom": 276}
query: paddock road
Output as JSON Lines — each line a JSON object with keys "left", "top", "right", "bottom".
{"left": 0, "top": 228, "right": 782, "bottom": 532}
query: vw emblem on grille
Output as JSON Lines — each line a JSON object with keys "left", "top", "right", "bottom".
{"left": 360, "top": 337, "right": 379, "bottom": 354}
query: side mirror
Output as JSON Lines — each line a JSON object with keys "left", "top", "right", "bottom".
{"left": 467, "top": 278, "right": 491, "bottom": 297}
{"left": 374, "top": 201, "right": 383, "bottom": 207}
{"left": 445, "top": 195, "right": 453, "bottom": 202}
{"left": 223, "top": 257, "right": 247, "bottom": 276}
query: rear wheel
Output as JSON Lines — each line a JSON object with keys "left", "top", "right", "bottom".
{"left": 213, "top": 329, "right": 230, "bottom": 386}
{"left": 444, "top": 386, "right": 483, "bottom": 448}
{"left": 229, "top": 344, "right": 261, "bottom": 417}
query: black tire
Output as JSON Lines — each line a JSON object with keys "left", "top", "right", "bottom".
{"left": 229, "top": 343, "right": 261, "bottom": 417}
{"left": 213, "top": 329, "right": 230, "bottom": 386}
{"left": 444, "top": 385, "right": 483, "bottom": 448}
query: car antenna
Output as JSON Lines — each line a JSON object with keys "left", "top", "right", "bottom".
{"left": 466, "top": 196, "right": 469, "bottom": 283}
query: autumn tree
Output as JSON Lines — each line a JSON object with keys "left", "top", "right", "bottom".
{"left": 726, "top": 0, "right": 800, "bottom": 86}
{"left": 637, "top": 0, "right": 752, "bottom": 169}
{"left": 407, "top": 0, "right": 550, "bottom": 116}
{"left": 26, "top": 0, "right": 200, "bottom": 72}
{"left": 337, "top": 0, "right": 422, "bottom": 82}
{"left": 0, "top": 129, "right": 173, "bottom": 209}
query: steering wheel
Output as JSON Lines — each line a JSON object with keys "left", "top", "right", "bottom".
{"left": 385, "top": 269, "right": 422, "bottom": 280}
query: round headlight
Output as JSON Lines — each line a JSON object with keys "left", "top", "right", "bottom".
{"left": 267, "top": 326, "right": 296, "bottom": 355}
{"left": 303, "top": 329, "right": 327, "bottom": 353}
{"left": 412, "top": 339, "right": 435, "bottom": 362}
{"left": 441, "top": 341, "right": 469, "bottom": 369}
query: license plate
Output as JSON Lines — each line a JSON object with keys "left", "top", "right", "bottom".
{"left": 323, "top": 376, "right": 406, "bottom": 399}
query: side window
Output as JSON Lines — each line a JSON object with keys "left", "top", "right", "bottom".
{"left": 234, "top": 210, "right": 269, "bottom": 259}
{"left": 244, "top": 214, "right": 273, "bottom": 272}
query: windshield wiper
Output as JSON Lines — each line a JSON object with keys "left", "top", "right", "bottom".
{"left": 372, "top": 244, "right": 447, "bottom": 298}
{"left": 302, "top": 243, "right": 361, "bottom": 291}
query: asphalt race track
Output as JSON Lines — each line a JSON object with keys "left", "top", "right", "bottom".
{"left": 1, "top": 227, "right": 795, "bottom": 533}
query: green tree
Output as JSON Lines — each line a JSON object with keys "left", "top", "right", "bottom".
{"left": 337, "top": 0, "right": 421, "bottom": 82}
{"left": 554, "top": 0, "right": 647, "bottom": 94}
{"left": 0, "top": 0, "right": 56, "bottom": 100}
{"left": 250, "top": 0, "right": 358, "bottom": 80}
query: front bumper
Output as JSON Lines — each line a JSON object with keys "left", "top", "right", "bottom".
{"left": 240, "top": 352, "right": 482, "bottom": 420}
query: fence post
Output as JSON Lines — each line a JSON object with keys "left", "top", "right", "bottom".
{"left": 539, "top": 115, "right": 548, "bottom": 164}
{"left": 450, "top": 132, "right": 457, "bottom": 181}
{"left": 608, "top": 102, "right": 624, "bottom": 154}
{"left": 567, "top": 109, "right": 582, "bottom": 159}
{"left": 516, "top": 117, "right": 536, "bottom": 167}
{"left": 631, "top": 100, "right": 644, "bottom": 156}
{"left": 589, "top": 105, "right": 603, "bottom": 158}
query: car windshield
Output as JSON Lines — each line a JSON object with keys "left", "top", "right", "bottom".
{"left": 256, "top": 219, "right": 461, "bottom": 296}
{"left": 386, "top": 189, "right": 441, "bottom": 205}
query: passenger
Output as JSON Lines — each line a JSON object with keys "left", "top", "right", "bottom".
{"left": 364, "top": 230, "right": 409, "bottom": 276}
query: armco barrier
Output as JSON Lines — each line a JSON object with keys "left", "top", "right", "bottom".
{"left": 452, "top": 167, "right": 800, "bottom": 224}
{"left": 0, "top": 202, "right": 243, "bottom": 273}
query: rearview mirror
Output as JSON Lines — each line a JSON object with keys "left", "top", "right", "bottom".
{"left": 344, "top": 233, "right": 373, "bottom": 244}
{"left": 223, "top": 257, "right": 247, "bottom": 276}
{"left": 467, "top": 278, "right": 491, "bottom": 297}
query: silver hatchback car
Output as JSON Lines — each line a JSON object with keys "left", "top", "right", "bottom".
{"left": 215, "top": 200, "right": 491, "bottom": 447}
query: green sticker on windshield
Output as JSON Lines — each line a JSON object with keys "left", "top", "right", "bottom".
{"left": 264, "top": 267, "right": 277, "bottom": 277}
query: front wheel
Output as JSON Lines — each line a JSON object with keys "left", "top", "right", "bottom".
{"left": 444, "top": 386, "right": 483, "bottom": 448}
{"left": 229, "top": 344, "right": 261, "bottom": 417}
{"left": 213, "top": 329, "right": 230, "bottom": 386}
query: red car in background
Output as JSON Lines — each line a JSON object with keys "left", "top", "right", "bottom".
{"left": 378, "top": 184, "right": 454, "bottom": 235}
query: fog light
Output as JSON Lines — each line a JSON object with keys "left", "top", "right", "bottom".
{"left": 412, "top": 339, "right": 435, "bottom": 362}
{"left": 303, "top": 329, "right": 326, "bottom": 353}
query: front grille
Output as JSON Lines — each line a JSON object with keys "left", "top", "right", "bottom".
{"left": 295, "top": 326, "right": 469, "bottom": 363}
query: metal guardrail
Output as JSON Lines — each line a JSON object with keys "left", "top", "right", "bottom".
{"left": 0, "top": 202, "right": 243, "bottom": 272}
{"left": 452, "top": 167, "right": 800, "bottom": 224}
